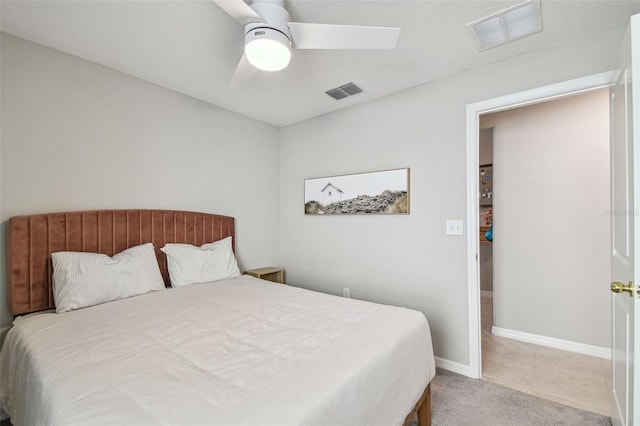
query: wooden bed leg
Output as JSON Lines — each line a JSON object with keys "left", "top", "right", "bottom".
{"left": 416, "top": 384, "right": 431, "bottom": 426}
{"left": 403, "top": 384, "right": 431, "bottom": 426}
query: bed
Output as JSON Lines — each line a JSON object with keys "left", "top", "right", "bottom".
{"left": 0, "top": 209, "right": 436, "bottom": 426}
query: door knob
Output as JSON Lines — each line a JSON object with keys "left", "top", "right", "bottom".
{"left": 611, "top": 281, "right": 636, "bottom": 297}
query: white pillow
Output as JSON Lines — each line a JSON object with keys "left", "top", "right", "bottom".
{"left": 52, "top": 243, "right": 165, "bottom": 313}
{"left": 160, "top": 237, "right": 240, "bottom": 287}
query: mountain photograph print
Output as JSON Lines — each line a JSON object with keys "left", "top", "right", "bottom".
{"left": 304, "top": 168, "right": 410, "bottom": 215}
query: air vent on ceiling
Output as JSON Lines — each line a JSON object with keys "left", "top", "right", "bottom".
{"left": 468, "top": 0, "right": 542, "bottom": 51}
{"left": 326, "top": 82, "right": 363, "bottom": 100}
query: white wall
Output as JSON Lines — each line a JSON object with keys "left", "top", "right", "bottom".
{"left": 279, "top": 27, "right": 624, "bottom": 365}
{"left": 0, "top": 34, "right": 280, "bottom": 327}
{"left": 479, "top": 128, "right": 493, "bottom": 166}
{"left": 481, "top": 89, "right": 611, "bottom": 348}
{"left": 479, "top": 243, "right": 493, "bottom": 293}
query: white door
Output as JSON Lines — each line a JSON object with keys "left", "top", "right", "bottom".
{"left": 610, "top": 14, "right": 640, "bottom": 426}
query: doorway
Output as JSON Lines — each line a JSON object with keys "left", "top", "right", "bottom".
{"left": 475, "top": 90, "right": 611, "bottom": 414}
{"left": 465, "top": 72, "right": 614, "bottom": 376}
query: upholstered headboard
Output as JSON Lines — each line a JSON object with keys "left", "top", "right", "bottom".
{"left": 8, "top": 210, "right": 235, "bottom": 316}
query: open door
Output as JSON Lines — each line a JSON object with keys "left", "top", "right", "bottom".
{"left": 610, "top": 14, "right": 640, "bottom": 426}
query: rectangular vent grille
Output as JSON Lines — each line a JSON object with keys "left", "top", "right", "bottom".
{"left": 326, "top": 88, "right": 349, "bottom": 100}
{"left": 325, "top": 82, "right": 363, "bottom": 100}
{"left": 340, "top": 83, "right": 363, "bottom": 96}
{"left": 467, "top": 0, "right": 542, "bottom": 51}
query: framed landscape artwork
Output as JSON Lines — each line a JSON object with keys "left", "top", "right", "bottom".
{"left": 304, "top": 168, "right": 410, "bottom": 215}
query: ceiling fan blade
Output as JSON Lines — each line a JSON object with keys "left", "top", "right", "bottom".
{"left": 212, "top": 0, "right": 263, "bottom": 25}
{"left": 288, "top": 22, "right": 400, "bottom": 49}
{"left": 229, "top": 53, "right": 258, "bottom": 88}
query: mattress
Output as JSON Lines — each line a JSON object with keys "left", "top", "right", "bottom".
{"left": 0, "top": 275, "right": 435, "bottom": 426}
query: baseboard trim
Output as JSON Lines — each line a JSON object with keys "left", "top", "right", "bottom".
{"left": 492, "top": 326, "right": 611, "bottom": 360}
{"left": 480, "top": 290, "right": 493, "bottom": 298}
{"left": 435, "top": 357, "right": 477, "bottom": 378}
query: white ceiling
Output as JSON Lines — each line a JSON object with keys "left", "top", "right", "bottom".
{"left": 2, "top": 0, "right": 639, "bottom": 127}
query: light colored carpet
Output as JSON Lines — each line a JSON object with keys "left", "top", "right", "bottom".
{"left": 420, "top": 369, "right": 611, "bottom": 426}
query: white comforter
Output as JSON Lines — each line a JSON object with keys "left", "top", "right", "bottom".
{"left": 0, "top": 275, "right": 435, "bottom": 426}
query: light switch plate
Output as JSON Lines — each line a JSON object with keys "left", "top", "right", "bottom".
{"left": 446, "top": 220, "right": 464, "bottom": 236}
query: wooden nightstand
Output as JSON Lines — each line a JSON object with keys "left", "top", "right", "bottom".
{"left": 244, "top": 267, "right": 284, "bottom": 284}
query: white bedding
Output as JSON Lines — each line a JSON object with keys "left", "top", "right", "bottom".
{"left": 0, "top": 275, "right": 435, "bottom": 426}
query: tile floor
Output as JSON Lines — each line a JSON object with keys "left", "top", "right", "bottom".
{"left": 481, "top": 293, "right": 611, "bottom": 416}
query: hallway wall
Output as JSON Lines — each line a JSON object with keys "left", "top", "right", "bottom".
{"left": 480, "top": 89, "right": 611, "bottom": 348}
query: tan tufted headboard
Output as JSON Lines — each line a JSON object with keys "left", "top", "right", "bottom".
{"left": 8, "top": 210, "right": 235, "bottom": 316}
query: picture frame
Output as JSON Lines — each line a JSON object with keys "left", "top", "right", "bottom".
{"left": 304, "top": 168, "right": 410, "bottom": 215}
{"left": 479, "top": 163, "right": 493, "bottom": 206}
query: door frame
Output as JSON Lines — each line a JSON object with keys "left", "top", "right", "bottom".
{"left": 465, "top": 71, "right": 615, "bottom": 378}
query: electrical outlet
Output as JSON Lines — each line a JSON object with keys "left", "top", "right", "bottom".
{"left": 343, "top": 288, "right": 350, "bottom": 298}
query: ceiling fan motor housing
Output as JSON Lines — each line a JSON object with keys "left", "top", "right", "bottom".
{"left": 244, "top": 27, "right": 291, "bottom": 50}
{"left": 245, "top": 0, "right": 292, "bottom": 42}
{"left": 243, "top": 0, "right": 292, "bottom": 71}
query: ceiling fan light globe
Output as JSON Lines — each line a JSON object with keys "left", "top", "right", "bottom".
{"left": 244, "top": 28, "right": 292, "bottom": 72}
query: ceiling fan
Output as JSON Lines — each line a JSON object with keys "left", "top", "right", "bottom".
{"left": 211, "top": 0, "right": 401, "bottom": 87}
